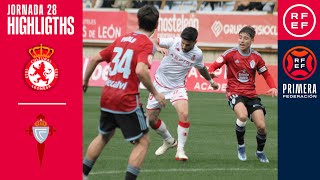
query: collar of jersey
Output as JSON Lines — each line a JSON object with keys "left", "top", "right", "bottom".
{"left": 237, "top": 47, "right": 252, "bottom": 57}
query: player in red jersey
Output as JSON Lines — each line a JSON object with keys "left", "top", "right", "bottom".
{"left": 82, "top": 5, "right": 165, "bottom": 180}
{"left": 208, "top": 26, "right": 277, "bottom": 163}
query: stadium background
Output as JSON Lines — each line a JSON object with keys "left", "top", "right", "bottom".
{"left": 82, "top": 1, "right": 278, "bottom": 179}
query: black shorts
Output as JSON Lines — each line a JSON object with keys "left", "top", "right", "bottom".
{"left": 99, "top": 107, "right": 149, "bottom": 142}
{"left": 228, "top": 95, "right": 266, "bottom": 120}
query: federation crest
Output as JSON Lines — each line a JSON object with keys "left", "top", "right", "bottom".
{"left": 25, "top": 44, "right": 59, "bottom": 90}
{"left": 250, "top": 60, "right": 256, "bottom": 69}
{"left": 282, "top": 46, "right": 317, "bottom": 80}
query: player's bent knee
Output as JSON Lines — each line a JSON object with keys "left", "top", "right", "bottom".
{"left": 238, "top": 115, "right": 248, "bottom": 122}
{"left": 257, "top": 126, "right": 267, "bottom": 134}
{"left": 178, "top": 111, "right": 189, "bottom": 121}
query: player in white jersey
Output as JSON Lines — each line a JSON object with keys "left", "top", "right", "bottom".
{"left": 146, "top": 27, "right": 218, "bottom": 161}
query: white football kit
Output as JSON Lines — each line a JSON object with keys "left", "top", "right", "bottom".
{"left": 147, "top": 37, "right": 204, "bottom": 109}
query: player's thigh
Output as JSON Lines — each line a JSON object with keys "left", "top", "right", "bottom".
{"left": 99, "top": 110, "right": 117, "bottom": 136}
{"left": 247, "top": 97, "right": 267, "bottom": 130}
{"left": 146, "top": 82, "right": 170, "bottom": 109}
{"left": 229, "top": 95, "right": 249, "bottom": 121}
{"left": 115, "top": 107, "right": 149, "bottom": 143}
{"left": 251, "top": 109, "right": 266, "bottom": 132}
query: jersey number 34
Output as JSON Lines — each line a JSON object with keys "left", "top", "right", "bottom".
{"left": 109, "top": 47, "right": 133, "bottom": 79}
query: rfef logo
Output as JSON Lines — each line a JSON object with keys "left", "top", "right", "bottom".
{"left": 282, "top": 46, "right": 317, "bottom": 81}
{"left": 25, "top": 44, "right": 59, "bottom": 90}
{"left": 283, "top": 4, "right": 316, "bottom": 37}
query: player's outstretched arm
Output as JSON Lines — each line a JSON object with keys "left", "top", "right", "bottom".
{"left": 152, "top": 38, "right": 168, "bottom": 56}
{"left": 136, "top": 62, "right": 166, "bottom": 107}
{"left": 83, "top": 54, "right": 103, "bottom": 93}
{"left": 262, "top": 70, "right": 278, "bottom": 97}
{"left": 198, "top": 66, "right": 218, "bottom": 90}
{"left": 208, "top": 56, "right": 226, "bottom": 79}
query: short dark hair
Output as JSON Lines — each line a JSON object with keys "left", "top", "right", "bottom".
{"left": 239, "top": 26, "right": 256, "bottom": 39}
{"left": 181, "top": 27, "right": 198, "bottom": 41}
{"left": 137, "top": 5, "right": 159, "bottom": 32}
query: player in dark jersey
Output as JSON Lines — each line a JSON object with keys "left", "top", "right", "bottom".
{"left": 208, "top": 26, "right": 277, "bottom": 163}
{"left": 82, "top": 5, "right": 165, "bottom": 180}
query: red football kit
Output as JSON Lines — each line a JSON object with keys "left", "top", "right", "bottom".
{"left": 99, "top": 32, "right": 155, "bottom": 113}
{"left": 208, "top": 48, "right": 276, "bottom": 98}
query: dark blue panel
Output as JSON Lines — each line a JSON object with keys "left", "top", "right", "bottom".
{"left": 278, "top": 40, "right": 320, "bottom": 179}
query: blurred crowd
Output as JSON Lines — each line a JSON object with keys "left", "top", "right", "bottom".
{"left": 83, "top": 0, "right": 276, "bottom": 13}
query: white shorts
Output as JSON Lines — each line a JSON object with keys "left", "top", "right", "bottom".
{"left": 146, "top": 81, "right": 188, "bottom": 109}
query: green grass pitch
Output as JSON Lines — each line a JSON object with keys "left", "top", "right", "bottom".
{"left": 83, "top": 87, "right": 278, "bottom": 180}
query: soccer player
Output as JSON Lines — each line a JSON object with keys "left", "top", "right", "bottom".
{"left": 208, "top": 26, "right": 277, "bottom": 163}
{"left": 82, "top": 5, "right": 166, "bottom": 180}
{"left": 146, "top": 27, "right": 219, "bottom": 161}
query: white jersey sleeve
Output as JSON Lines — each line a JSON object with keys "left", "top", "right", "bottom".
{"left": 194, "top": 51, "right": 204, "bottom": 69}
{"left": 158, "top": 38, "right": 175, "bottom": 48}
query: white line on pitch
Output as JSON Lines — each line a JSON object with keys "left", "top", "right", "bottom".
{"left": 91, "top": 168, "right": 277, "bottom": 175}
{"left": 18, "top": 103, "right": 67, "bottom": 106}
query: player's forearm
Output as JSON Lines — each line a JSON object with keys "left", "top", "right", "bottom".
{"left": 84, "top": 54, "right": 102, "bottom": 83}
{"left": 152, "top": 38, "right": 166, "bottom": 49}
{"left": 198, "top": 66, "right": 212, "bottom": 81}
{"left": 139, "top": 74, "right": 158, "bottom": 96}
{"left": 262, "top": 71, "right": 276, "bottom": 88}
{"left": 151, "top": 38, "right": 160, "bottom": 48}
{"left": 208, "top": 56, "right": 225, "bottom": 72}
{"left": 136, "top": 63, "right": 158, "bottom": 96}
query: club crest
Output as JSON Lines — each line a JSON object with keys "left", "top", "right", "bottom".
{"left": 250, "top": 60, "right": 256, "bottom": 69}
{"left": 32, "top": 126, "right": 49, "bottom": 144}
{"left": 24, "top": 44, "right": 59, "bottom": 90}
{"left": 26, "top": 114, "right": 56, "bottom": 166}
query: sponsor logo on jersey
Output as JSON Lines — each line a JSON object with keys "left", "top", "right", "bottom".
{"left": 237, "top": 70, "right": 250, "bottom": 83}
{"left": 25, "top": 44, "right": 59, "bottom": 90}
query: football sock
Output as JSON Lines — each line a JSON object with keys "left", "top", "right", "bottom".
{"left": 153, "top": 119, "right": 174, "bottom": 144}
{"left": 256, "top": 132, "right": 267, "bottom": 151}
{"left": 177, "top": 121, "right": 190, "bottom": 150}
{"left": 83, "top": 158, "right": 95, "bottom": 176}
{"left": 235, "top": 119, "right": 246, "bottom": 145}
{"left": 125, "top": 164, "right": 140, "bottom": 180}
